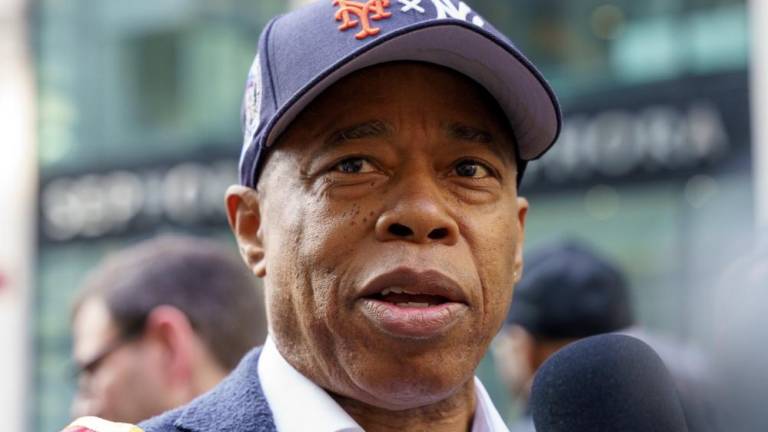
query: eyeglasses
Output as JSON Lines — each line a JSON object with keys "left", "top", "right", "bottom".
{"left": 73, "top": 319, "right": 146, "bottom": 381}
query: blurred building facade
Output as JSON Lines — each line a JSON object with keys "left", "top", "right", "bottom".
{"left": 31, "top": 0, "right": 750, "bottom": 430}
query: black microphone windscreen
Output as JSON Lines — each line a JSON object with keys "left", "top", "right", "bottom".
{"left": 530, "top": 334, "right": 688, "bottom": 432}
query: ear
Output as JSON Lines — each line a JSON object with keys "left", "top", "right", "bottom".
{"left": 513, "top": 197, "right": 529, "bottom": 283}
{"left": 143, "top": 306, "right": 198, "bottom": 386}
{"left": 226, "top": 185, "right": 267, "bottom": 278}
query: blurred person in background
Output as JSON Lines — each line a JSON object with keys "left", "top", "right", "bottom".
{"left": 492, "top": 240, "right": 715, "bottom": 432}
{"left": 69, "top": 234, "right": 268, "bottom": 424}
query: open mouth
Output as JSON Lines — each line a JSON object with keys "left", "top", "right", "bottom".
{"left": 367, "top": 287, "right": 452, "bottom": 308}
{"left": 357, "top": 268, "right": 470, "bottom": 338}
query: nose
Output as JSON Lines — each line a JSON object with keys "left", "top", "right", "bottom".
{"left": 374, "top": 181, "right": 459, "bottom": 246}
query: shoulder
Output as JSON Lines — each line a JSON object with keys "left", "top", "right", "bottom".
{"left": 139, "top": 346, "right": 276, "bottom": 432}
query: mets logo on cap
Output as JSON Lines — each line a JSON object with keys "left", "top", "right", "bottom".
{"left": 333, "top": 0, "right": 392, "bottom": 40}
{"left": 332, "top": 0, "right": 485, "bottom": 40}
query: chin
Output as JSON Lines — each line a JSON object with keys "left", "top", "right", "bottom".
{"left": 339, "top": 340, "right": 480, "bottom": 410}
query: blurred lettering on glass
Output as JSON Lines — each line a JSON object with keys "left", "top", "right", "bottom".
{"left": 40, "top": 161, "right": 237, "bottom": 242}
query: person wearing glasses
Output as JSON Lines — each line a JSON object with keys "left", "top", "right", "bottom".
{"left": 69, "top": 234, "right": 268, "bottom": 424}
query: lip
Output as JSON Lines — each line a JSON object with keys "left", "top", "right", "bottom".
{"left": 357, "top": 268, "right": 469, "bottom": 303}
{"left": 357, "top": 268, "right": 470, "bottom": 338}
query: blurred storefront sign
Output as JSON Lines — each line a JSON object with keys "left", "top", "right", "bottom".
{"left": 39, "top": 159, "right": 237, "bottom": 243}
{"left": 524, "top": 71, "right": 750, "bottom": 190}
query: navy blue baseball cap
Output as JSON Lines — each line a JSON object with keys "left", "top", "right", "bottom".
{"left": 239, "top": 0, "right": 562, "bottom": 186}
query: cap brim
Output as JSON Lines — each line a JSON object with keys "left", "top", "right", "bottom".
{"left": 264, "top": 20, "right": 561, "bottom": 161}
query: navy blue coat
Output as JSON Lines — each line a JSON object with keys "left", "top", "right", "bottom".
{"left": 139, "top": 347, "right": 277, "bottom": 432}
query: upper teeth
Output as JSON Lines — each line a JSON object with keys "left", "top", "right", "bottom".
{"left": 400, "top": 302, "right": 430, "bottom": 308}
{"left": 381, "top": 287, "right": 408, "bottom": 296}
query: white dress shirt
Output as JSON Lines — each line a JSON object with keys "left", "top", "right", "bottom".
{"left": 258, "top": 336, "right": 509, "bottom": 432}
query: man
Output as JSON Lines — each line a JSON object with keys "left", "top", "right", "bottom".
{"left": 113, "top": 1, "right": 560, "bottom": 431}
{"left": 492, "top": 240, "right": 715, "bottom": 432}
{"left": 70, "top": 235, "right": 268, "bottom": 424}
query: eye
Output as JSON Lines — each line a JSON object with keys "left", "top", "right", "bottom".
{"left": 454, "top": 159, "right": 493, "bottom": 178}
{"left": 333, "top": 157, "right": 376, "bottom": 174}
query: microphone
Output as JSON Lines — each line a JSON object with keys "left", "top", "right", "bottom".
{"left": 530, "top": 334, "right": 688, "bottom": 432}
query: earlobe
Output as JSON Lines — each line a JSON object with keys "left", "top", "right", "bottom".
{"left": 516, "top": 197, "right": 529, "bottom": 229}
{"left": 226, "top": 185, "right": 267, "bottom": 278}
{"left": 513, "top": 197, "right": 529, "bottom": 282}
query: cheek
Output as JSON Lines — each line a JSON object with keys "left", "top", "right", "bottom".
{"left": 467, "top": 209, "right": 521, "bottom": 325}
{"left": 263, "top": 191, "right": 375, "bottom": 330}
{"left": 91, "top": 362, "right": 135, "bottom": 409}
{"left": 298, "top": 200, "right": 375, "bottom": 310}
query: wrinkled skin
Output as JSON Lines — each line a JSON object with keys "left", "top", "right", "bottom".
{"left": 228, "top": 62, "right": 527, "bottom": 431}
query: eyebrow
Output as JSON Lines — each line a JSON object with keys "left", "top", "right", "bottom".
{"left": 443, "top": 122, "right": 513, "bottom": 162}
{"left": 324, "top": 120, "right": 393, "bottom": 147}
{"left": 446, "top": 123, "right": 494, "bottom": 143}
{"left": 307, "top": 119, "right": 513, "bottom": 165}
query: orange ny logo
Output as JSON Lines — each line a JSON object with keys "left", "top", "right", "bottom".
{"left": 333, "top": 0, "right": 392, "bottom": 40}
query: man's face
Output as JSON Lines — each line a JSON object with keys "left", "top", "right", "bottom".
{"left": 71, "top": 298, "right": 166, "bottom": 423}
{"left": 233, "top": 62, "right": 527, "bottom": 410}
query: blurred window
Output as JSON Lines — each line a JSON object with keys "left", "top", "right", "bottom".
{"left": 37, "top": 0, "right": 285, "bottom": 173}
{"left": 470, "top": 0, "right": 748, "bottom": 101}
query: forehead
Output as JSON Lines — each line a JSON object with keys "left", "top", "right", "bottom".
{"left": 302, "top": 61, "right": 509, "bottom": 124}
{"left": 73, "top": 297, "right": 119, "bottom": 359}
{"left": 262, "top": 62, "right": 517, "bottom": 170}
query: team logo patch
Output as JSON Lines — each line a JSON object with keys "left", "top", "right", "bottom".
{"left": 242, "top": 54, "right": 263, "bottom": 151}
{"left": 333, "top": 0, "right": 393, "bottom": 40}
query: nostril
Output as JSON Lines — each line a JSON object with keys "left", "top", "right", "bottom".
{"left": 428, "top": 228, "right": 449, "bottom": 240}
{"left": 388, "top": 223, "right": 413, "bottom": 237}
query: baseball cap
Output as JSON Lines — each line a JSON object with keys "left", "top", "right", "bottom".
{"left": 238, "top": 0, "right": 562, "bottom": 186}
{"left": 506, "top": 240, "right": 635, "bottom": 339}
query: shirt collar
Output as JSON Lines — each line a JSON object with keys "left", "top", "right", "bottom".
{"left": 258, "top": 335, "right": 509, "bottom": 432}
{"left": 471, "top": 376, "right": 511, "bottom": 432}
{"left": 258, "top": 336, "right": 363, "bottom": 432}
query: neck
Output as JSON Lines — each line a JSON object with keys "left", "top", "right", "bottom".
{"left": 332, "top": 378, "right": 477, "bottom": 432}
{"left": 171, "top": 359, "right": 227, "bottom": 407}
{"left": 190, "top": 361, "right": 228, "bottom": 396}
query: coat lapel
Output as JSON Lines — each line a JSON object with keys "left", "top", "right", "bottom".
{"left": 174, "top": 347, "right": 277, "bottom": 432}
